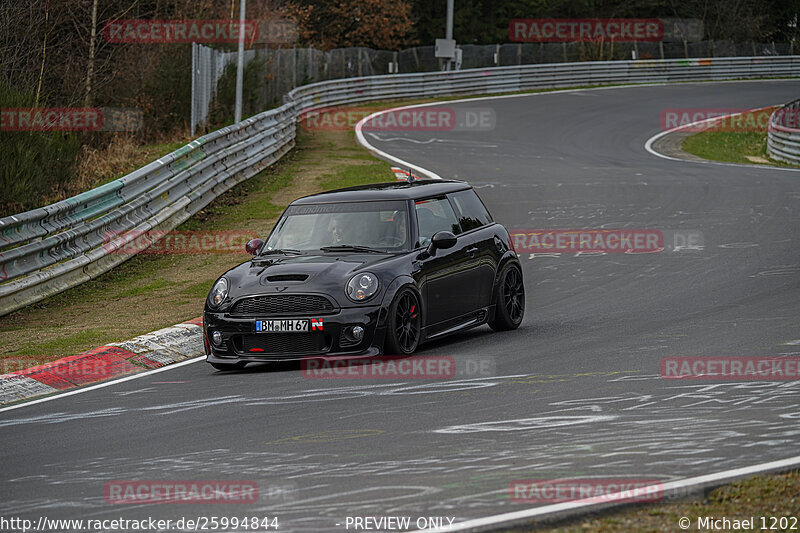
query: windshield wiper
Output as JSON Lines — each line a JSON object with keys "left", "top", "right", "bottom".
{"left": 251, "top": 249, "right": 305, "bottom": 274}
{"left": 319, "top": 244, "right": 385, "bottom": 253}
{"left": 256, "top": 248, "right": 304, "bottom": 258}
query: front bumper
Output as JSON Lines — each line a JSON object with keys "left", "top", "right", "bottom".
{"left": 204, "top": 305, "right": 385, "bottom": 363}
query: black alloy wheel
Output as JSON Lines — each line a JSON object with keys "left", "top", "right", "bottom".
{"left": 489, "top": 264, "right": 525, "bottom": 331}
{"left": 386, "top": 289, "right": 422, "bottom": 354}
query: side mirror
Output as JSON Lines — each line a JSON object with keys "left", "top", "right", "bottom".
{"left": 428, "top": 231, "right": 457, "bottom": 254}
{"left": 245, "top": 238, "right": 264, "bottom": 255}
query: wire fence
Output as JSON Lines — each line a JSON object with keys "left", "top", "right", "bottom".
{"left": 191, "top": 40, "right": 796, "bottom": 134}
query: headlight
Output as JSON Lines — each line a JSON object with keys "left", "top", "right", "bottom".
{"left": 208, "top": 277, "right": 229, "bottom": 308}
{"left": 346, "top": 272, "right": 379, "bottom": 302}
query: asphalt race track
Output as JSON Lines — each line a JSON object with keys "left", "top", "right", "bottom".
{"left": 2, "top": 81, "right": 800, "bottom": 532}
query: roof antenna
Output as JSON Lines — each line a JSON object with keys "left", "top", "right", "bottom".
{"left": 391, "top": 167, "right": 419, "bottom": 183}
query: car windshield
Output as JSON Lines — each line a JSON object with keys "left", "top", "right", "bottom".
{"left": 263, "top": 200, "right": 411, "bottom": 253}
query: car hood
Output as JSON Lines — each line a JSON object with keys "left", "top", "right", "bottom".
{"left": 221, "top": 252, "right": 403, "bottom": 305}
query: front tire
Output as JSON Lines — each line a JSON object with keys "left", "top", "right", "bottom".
{"left": 489, "top": 264, "right": 525, "bottom": 331}
{"left": 384, "top": 288, "right": 422, "bottom": 355}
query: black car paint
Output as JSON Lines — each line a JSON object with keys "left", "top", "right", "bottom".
{"left": 204, "top": 180, "right": 523, "bottom": 365}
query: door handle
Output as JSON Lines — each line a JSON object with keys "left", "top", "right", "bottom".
{"left": 466, "top": 247, "right": 478, "bottom": 257}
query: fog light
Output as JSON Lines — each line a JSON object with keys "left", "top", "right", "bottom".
{"left": 211, "top": 330, "right": 223, "bottom": 346}
{"left": 352, "top": 326, "right": 364, "bottom": 341}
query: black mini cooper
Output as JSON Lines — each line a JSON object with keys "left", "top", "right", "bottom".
{"left": 204, "top": 179, "right": 524, "bottom": 370}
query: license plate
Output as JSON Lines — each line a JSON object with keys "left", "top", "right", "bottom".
{"left": 255, "top": 319, "right": 309, "bottom": 333}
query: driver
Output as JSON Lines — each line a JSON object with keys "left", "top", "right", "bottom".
{"left": 387, "top": 210, "right": 407, "bottom": 246}
{"left": 328, "top": 217, "right": 345, "bottom": 244}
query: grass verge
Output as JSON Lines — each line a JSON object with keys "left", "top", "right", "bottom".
{"left": 0, "top": 119, "right": 395, "bottom": 366}
{"left": 681, "top": 107, "right": 799, "bottom": 167}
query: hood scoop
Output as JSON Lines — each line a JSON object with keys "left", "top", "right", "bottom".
{"left": 254, "top": 255, "right": 369, "bottom": 286}
{"left": 265, "top": 274, "right": 309, "bottom": 282}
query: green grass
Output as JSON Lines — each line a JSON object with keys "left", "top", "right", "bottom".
{"left": 10, "top": 329, "right": 111, "bottom": 357}
{"left": 216, "top": 169, "right": 295, "bottom": 227}
{"left": 180, "top": 279, "right": 218, "bottom": 299}
{"left": 23, "top": 254, "right": 178, "bottom": 313}
{"left": 113, "top": 278, "right": 170, "bottom": 299}
{"left": 682, "top": 130, "right": 771, "bottom": 164}
{"left": 320, "top": 161, "right": 394, "bottom": 190}
{"left": 179, "top": 147, "right": 299, "bottom": 232}
{"left": 680, "top": 108, "right": 799, "bottom": 168}
{"left": 145, "top": 139, "right": 190, "bottom": 155}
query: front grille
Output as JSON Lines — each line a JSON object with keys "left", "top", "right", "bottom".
{"left": 241, "top": 333, "right": 329, "bottom": 355}
{"left": 230, "top": 295, "right": 335, "bottom": 316}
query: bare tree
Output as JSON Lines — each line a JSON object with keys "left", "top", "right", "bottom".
{"left": 84, "top": 0, "right": 98, "bottom": 106}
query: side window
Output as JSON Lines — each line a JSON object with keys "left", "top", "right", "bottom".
{"left": 414, "top": 197, "right": 461, "bottom": 247}
{"left": 450, "top": 189, "right": 493, "bottom": 232}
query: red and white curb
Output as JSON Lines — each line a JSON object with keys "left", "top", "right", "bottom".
{"left": 0, "top": 317, "right": 205, "bottom": 405}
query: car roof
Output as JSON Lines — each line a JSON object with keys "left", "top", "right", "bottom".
{"left": 290, "top": 180, "right": 472, "bottom": 204}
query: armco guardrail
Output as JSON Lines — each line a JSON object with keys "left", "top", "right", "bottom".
{"left": 284, "top": 56, "right": 800, "bottom": 110}
{"left": 1, "top": 56, "right": 798, "bottom": 316}
{"left": 767, "top": 99, "right": 800, "bottom": 164}
{"left": 0, "top": 104, "right": 296, "bottom": 315}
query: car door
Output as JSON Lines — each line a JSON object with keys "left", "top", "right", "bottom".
{"left": 448, "top": 189, "right": 500, "bottom": 310}
{"left": 413, "top": 196, "right": 473, "bottom": 330}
